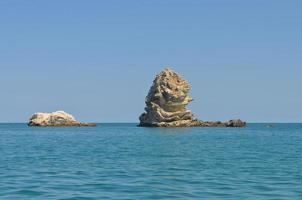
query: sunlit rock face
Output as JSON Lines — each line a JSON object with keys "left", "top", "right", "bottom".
{"left": 28, "top": 111, "right": 96, "bottom": 127}
{"left": 139, "top": 68, "right": 198, "bottom": 127}
{"left": 139, "top": 68, "right": 246, "bottom": 128}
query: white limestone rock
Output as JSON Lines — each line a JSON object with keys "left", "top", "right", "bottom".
{"left": 28, "top": 111, "right": 96, "bottom": 127}
{"left": 139, "top": 68, "right": 246, "bottom": 128}
{"left": 139, "top": 68, "right": 197, "bottom": 127}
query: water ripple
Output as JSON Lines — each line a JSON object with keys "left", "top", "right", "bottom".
{"left": 0, "top": 123, "right": 302, "bottom": 199}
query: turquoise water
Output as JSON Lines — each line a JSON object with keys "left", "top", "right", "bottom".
{"left": 0, "top": 123, "right": 302, "bottom": 199}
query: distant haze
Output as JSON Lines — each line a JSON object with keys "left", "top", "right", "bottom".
{"left": 0, "top": 0, "right": 301, "bottom": 123}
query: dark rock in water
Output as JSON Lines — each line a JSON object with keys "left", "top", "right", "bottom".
{"left": 28, "top": 111, "right": 97, "bottom": 127}
{"left": 139, "top": 68, "right": 246, "bottom": 128}
{"left": 226, "top": 119, "right": 246, "bottom": 127}
{"left": 191, "top": 119, "right": 246, "bottom": 127}
{"left": 266, "top": 124, "right": 274, "bottom": 128}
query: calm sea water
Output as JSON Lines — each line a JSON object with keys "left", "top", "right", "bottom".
{"left": 0, "top": 123, "right": 301, "bottom": 199}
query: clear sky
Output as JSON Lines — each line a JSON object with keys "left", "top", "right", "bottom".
{"left": 0, "top": 0, "right": 301, "bottom": 123}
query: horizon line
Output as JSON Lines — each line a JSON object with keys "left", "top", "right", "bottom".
{"left": 0, "top": 122, "right": 302, "bottom": 124}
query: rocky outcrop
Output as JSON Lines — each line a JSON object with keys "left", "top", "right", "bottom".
{"left": 28, "top": 111, "right": 96, "bottom": 127}
{"left": 139, "top": 68, "right": 197, "bottom": 127}
{"left": 226, "top": 119, "right": 246, "bottom": 127}
{"left": 139, "top": 68, "right": 246, "bottom": 128}
{"left": 193, "top": 119, "right": 246, "bottom": 127}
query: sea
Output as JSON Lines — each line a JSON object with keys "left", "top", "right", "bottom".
{"left": 0, "top": 123, "right": 301, "bottom": 199}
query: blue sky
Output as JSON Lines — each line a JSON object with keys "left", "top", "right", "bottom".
{"left": 0, "top": 0, "right": 301, "bottom": 122}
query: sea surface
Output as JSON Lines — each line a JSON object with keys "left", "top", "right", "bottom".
{"left": 0, "top": 123, "right": 301, "bottom": 199}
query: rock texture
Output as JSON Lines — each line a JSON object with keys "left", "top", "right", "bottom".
{"left": 139, "top": 68, "right": 196, "bottom": 127}
{"left": 193, "top": 119, "right": 246, "bottom": 127}
{"left": 226, "top": 119, "right": 246, "bottom": 127}
{"left": 139, "top": 68, "right": 246, "bottom": 128}
{"left": 28, "top": 111, "right": 96, "bottom": 127}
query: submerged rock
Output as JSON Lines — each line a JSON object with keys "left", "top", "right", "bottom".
{"left": 266, "top": 124, "right": 275, "bottom": 128}
{"left": 139, "top": 68, "right": 246, "bottom": 128}
{"left": 28, "top": 111, "right": 96, "bottom": 127}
